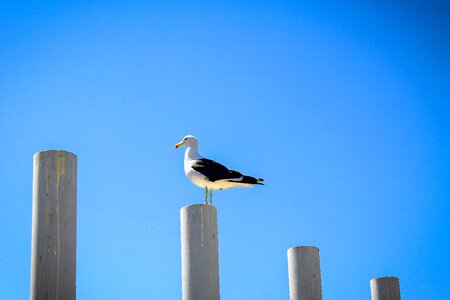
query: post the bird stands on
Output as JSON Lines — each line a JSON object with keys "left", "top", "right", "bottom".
{"left": 180, "top": 204, "right": 220, "bottom": 300}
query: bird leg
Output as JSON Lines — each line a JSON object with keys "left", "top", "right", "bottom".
{"left": 204, "top": 187, "right": 208, "bottom": 204}
{"left": 209, "top": 190, "right": 213, "bottom": 205}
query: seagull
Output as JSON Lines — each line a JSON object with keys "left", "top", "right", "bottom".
{"left": 174, "top": 135, "right": 264, "bottom": 204}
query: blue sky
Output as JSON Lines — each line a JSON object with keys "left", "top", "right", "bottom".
{"left": 0, "top": 1, "right": 449, "bottom": 299}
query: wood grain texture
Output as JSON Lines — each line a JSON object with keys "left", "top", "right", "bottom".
{"left": 288, "top": 246, "right": 322, "bottom": 300}
{"left": 181, "top": 204, "right": 220, "bottom": 300}
{"left": 370, "top": 277, "right": 400, "bottom": 300}
{"left": 30, "top": 150, "right": 77, "bottom": 300}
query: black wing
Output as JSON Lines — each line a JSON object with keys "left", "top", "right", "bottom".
{"left": 191, "top": 158, "right": 243, "bottom": 182}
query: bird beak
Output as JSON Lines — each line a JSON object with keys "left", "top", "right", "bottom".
{"left": 174, "top": 141, "right": 184, "bottom": 149}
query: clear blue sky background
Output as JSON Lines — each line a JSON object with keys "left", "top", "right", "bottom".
{"left": 1, "top": 1, "right": 449, "bottom": 299}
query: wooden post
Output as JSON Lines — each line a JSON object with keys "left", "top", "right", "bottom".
{"left": 30, "top": 150, "right": 77, "bottom": 300}
{"left": 180, "top": 204, "right": 220, "bottom": 300}
{"left": 287, "top": 246, "right": 322, "bottom": 300}
{"left": 370, "top": 276, "right": 400, "bottom": 300}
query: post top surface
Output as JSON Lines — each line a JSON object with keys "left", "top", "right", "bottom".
{"left": 370, "top": 276, "right": 399, "bottom": 282}
{"left": 34, "top": 150, "right": 77, "bottom": 158}
{"left": 288, "top": 245, "right": 320, "bottom": 252}
{"left": 181, "top": 203, "right": 217, "bottom": 211}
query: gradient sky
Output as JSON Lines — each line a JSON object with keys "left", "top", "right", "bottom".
{"left": 1, "top": 1, "right": 449, "bottom": 299}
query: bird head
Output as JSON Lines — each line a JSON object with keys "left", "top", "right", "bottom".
{"left": 174, "top": 135, "right": 198, "bottom": 149}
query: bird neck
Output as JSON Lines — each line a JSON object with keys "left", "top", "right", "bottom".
{"left": 185, "top": 145, "right": 202, "bottom": 161}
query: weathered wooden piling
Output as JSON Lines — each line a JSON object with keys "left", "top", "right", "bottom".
{"left": 370, "top": 276, "right": 400, "bottom": 300}
{"left": 30, "top": 150, "right": 77, "bottom": 300}
{"left": 180, "top": 204, "right": 220, "bottom": 300}
{"left": 287, "top": 246, "right": 322, "bottom": 300}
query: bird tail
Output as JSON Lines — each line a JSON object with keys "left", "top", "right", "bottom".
{"left": 242, "top": 176, "right": 264, "bottom": 185}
